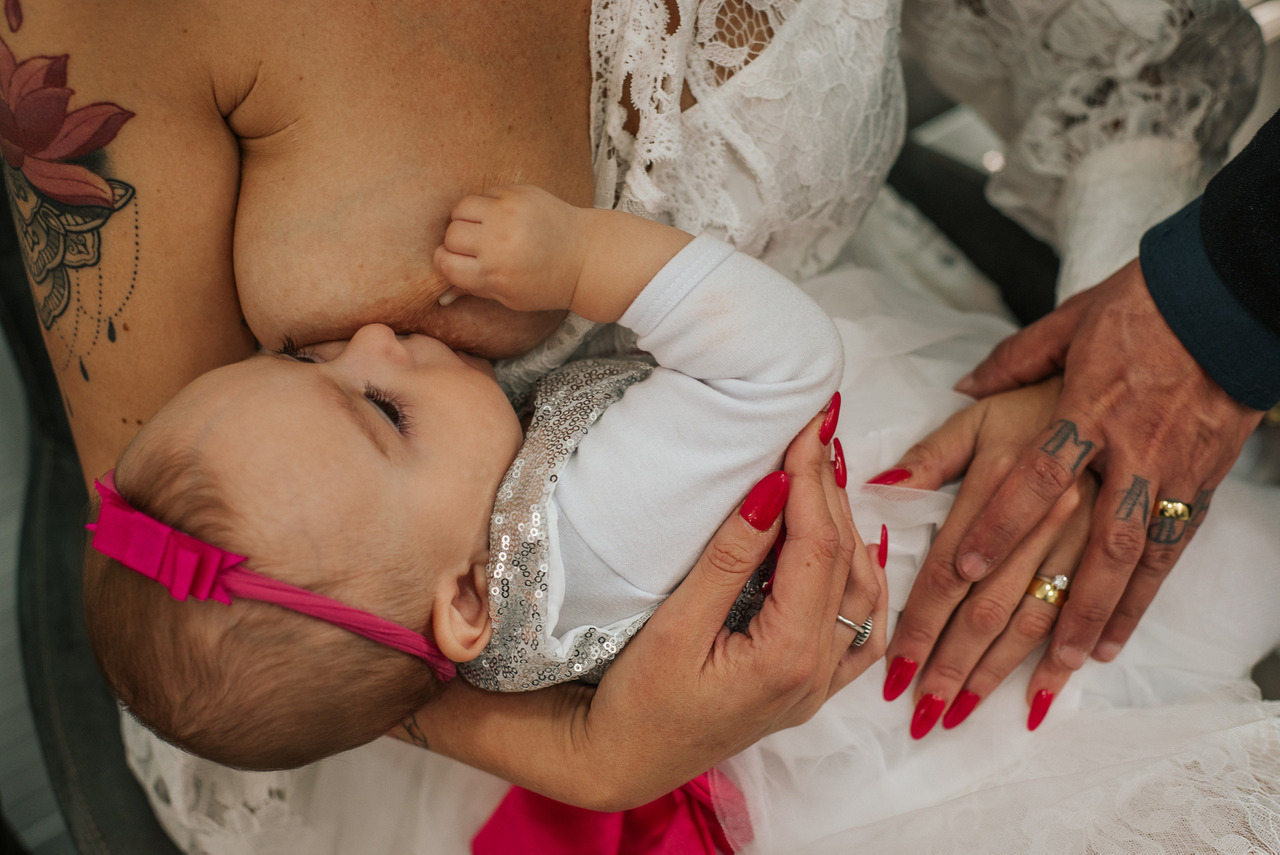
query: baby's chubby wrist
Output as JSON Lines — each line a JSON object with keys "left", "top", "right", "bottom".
{"left": 566, "top": 207, "right": 695, "bottom": 325}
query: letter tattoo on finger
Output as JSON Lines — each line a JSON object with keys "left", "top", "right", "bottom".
{"left": 1115, "top": 475, "right": 1152, "bottom": 525}
{"left": 1040, "top": 420, "right": 1095, "bottom": 474}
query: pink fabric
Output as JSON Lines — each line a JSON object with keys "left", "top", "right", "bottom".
{"left": 472, "top": 772, "right": 747, "bottom": 855}
{"left": 87, "top": 473, "right": 457, "bottom": 682}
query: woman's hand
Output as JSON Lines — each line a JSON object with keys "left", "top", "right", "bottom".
{"left": 400, "top": 409, "right": 886, "bottom": 810}
{"left": 881, "top": 379, "right": 1098, "bottom": 734}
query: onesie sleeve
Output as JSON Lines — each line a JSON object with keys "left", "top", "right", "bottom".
{"left": 1140, "top": 107, "right": 1280, "bottom": 411}
{"left": 553, "top": 235, "right": 842, "bottom": 596}
{"left": 902, "top": 0, "right": 1263, "bottom": 301}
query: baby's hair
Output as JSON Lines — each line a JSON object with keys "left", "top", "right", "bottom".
{"left": 84, "top": 420, "right": 443, "bottom": 770}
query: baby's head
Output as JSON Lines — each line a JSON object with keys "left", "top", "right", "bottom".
{"left": 85, "top": 324, "right": 522, "bottom": 769}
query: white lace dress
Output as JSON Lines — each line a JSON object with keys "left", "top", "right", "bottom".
{"left": 123, "top": 1, "right": 1280, "bottom": 852}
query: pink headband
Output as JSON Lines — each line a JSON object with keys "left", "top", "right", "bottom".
{"left": 86, "top": 472, "right": 456, "bottom": 683}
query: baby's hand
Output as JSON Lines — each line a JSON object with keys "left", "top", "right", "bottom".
{"left": 433, "top": 184, "right": 587, "bottom": 312}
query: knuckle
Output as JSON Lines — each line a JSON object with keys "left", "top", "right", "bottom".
{"left": 1011, "top": 607, "right": 1057, "bottom": 642}
{"left": 1109, "top": 598, "right": 1147, "bottom": 626}
{"left": 898, "top": 619, "right": 945, "bottom": 653}
{"left": 900, "top": 435, "right": 942, "bottom": 468}
{"left": 1099, "top": 524, "right": 1146, "bottom": 566}
{"left": 921, "top": 558, "right": 971, "bottom": 600}
{"left": 1132, "top": 558, "right": 1172, "bottom": 587}
{"left": 1137, "top": 544, "right": 1179, "bottom": 572}
{"left": 809, "top": 532, "right": 843, "bottom": 570}
{"left": 782, "top": 651, "right": 819, "bottom": 692}
{"left": 927, "top": 659, "right": 972, "bottom": 687}
{"left": 1066, "top": 601, "right": 1114, "bottom": 630}
{"left": 702, "top": 538, "right": 760, "bottom": 579}
{"left": 963, "top": 595, "right": 1012, "bottom": 637}
{"left": 855, "top": 572, "right": 883, "bottom": 607}
{"left": 1028, "top": 453, "right": 1077, "bottom": 500}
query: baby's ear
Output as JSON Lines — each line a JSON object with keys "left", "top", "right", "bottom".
{"left": 430, "top": 558, "right": 492, "bottom": 663}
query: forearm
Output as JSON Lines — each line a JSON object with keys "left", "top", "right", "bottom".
{"left": 568, "top": 207, "right": 693, "bottom": 323}
{"left": 395, "top": 678, "right": 681, "bottom": 811}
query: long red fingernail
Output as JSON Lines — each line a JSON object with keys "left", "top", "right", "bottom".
{"left": 877, "top": 524, "right": 888, "bottom": 569}
{"left": 1027, "top": 690, "right": 1054, "bottom": 731}
{"left": 867, "top": 468, "right": 910, "bottom": 486}
{"left": 832, "top": 438, "right": 847, "bottom": 488}
{"left": 883, "top": 656, "right": 917, "bottom": 701}
{"left": 911, "top": 694, "right": 945, "bottom": 739}
{"left": 740, "top": 471, "right": 789, "bottom": 531}
{"left": 819, "top": 392, "right": 841, "bottom": 445}
{"left": 942, "top": 690, "right": 979, "bottom": 729}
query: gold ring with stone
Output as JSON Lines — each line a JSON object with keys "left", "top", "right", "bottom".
{"left": 1154, "top": 499, "right": 1192, "bottom": 521}
{"left": 1026, "top": 574, "right": 1069, "bottom": 609}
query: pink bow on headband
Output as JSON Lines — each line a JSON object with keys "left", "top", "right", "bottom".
{"left": 87, "top": 472, "right": 457, "bottom": 682}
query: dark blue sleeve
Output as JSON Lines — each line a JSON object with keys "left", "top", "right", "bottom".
{"left": 1139, "top": 110, "right": 1280, "bottom": 411}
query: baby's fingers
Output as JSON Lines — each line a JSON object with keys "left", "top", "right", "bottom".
{"left": 432, "top": 243, "right": 484, "bottom": 295}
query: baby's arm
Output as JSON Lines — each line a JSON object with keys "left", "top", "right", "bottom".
{"left": 432, "top": 184, "right": 692, "bottom": 322}
{"left": 554, "top": 237, "right": 844, "bottom": 600}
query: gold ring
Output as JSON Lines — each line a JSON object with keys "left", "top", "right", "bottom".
{"left": 1026, "top": 574, "right": 1069, "bottom": 609}
{"left": 1154, "top": 499, "right": 1192, "bottom": 521}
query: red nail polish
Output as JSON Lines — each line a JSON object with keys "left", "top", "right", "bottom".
{"left": 883, "top": 656, "right": 917, "bottom": 701}
{"left": 740, "top": 471, "right": 789, "bottom": 531}
{"left": 911, "top": 694, "right": 945, "bottom": 739}
{"left": 942, "top": 690, "right": 979, "bottom": 729}
{"left": 819, "top": 392, "right": 841, "bottom": 445}
{"left": 877, "top": 524, "right": 888, "bottom": 569}
{"left": 832, "top": 438, "right": 847, "bottom": 488}
{"left": 1027, "top": 690, "right": 1054, "bottom": 731}
{"left": 867, "top": 468, "right": 910, "bottom": 486}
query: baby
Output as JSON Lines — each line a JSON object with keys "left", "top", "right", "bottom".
{"left": 85, "top": 185, "right": 852, "bottom": 771}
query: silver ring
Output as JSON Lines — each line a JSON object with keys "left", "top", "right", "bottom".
{"left": 837, "top": 614, "right": 875, "bottom": 647}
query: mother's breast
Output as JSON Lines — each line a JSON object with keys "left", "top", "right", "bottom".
{"left": 223, "top": 0, "right": 594, "bottom": 354}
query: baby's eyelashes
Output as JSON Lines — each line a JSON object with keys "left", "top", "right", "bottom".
{"left": 363, "top": 383, "right": 412, "bottom": 434}
{"left": 276, "top": 336, "right": 322, "bottom": 363}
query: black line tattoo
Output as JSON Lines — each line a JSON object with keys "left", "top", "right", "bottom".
{"left": 1188, "top": 488, "right": 1214, "bottom": 529}
{"left": 1040, "top": 419, "right": 1095, "bottom": 474}
{"left": 1147, "top": 515, "right": 1185, "bottom": 544}
{"left": 1115, "top": 475, "right": 1151, "bottom": 524}
{"left": 400, "top": 712, "right": 429, "bottom": 750}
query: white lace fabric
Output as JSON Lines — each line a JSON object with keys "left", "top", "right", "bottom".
{"left": 591, "top": 0, "right": 905, "bottom": 282}
{"left": 903, "top": 0, "right": 1263, "bottom": 261}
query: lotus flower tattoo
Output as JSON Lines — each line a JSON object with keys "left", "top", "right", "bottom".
{"left": 0, "top": 39, "right": 132, "bottom": 207}
{"left": 0, "top": 36, "right": 135, "bottom": 333}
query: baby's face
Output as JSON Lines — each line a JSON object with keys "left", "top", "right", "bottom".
{"left": 173, "top": 323, "right": 523, "bottom": 583}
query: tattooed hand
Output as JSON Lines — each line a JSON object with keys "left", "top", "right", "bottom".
{"left": 884, "top": 259, "right": 1261, "bottom": 731}
{"left": 880, "top": 378, "right": 1099, "bottom": 735}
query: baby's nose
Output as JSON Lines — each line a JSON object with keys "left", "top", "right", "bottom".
{"left": 350, "top": 323, "right": 412, "bottom": 363}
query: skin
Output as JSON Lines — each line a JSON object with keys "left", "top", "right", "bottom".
{"left": 886, "top": 258, "right": 1262, "bottom": 730}
{"left": 151, "top": 324, "right": 525, "bottom": 661}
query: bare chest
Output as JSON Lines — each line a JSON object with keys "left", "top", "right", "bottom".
{"left": 225, "top": 0, "right": 594, "bottom": 352}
